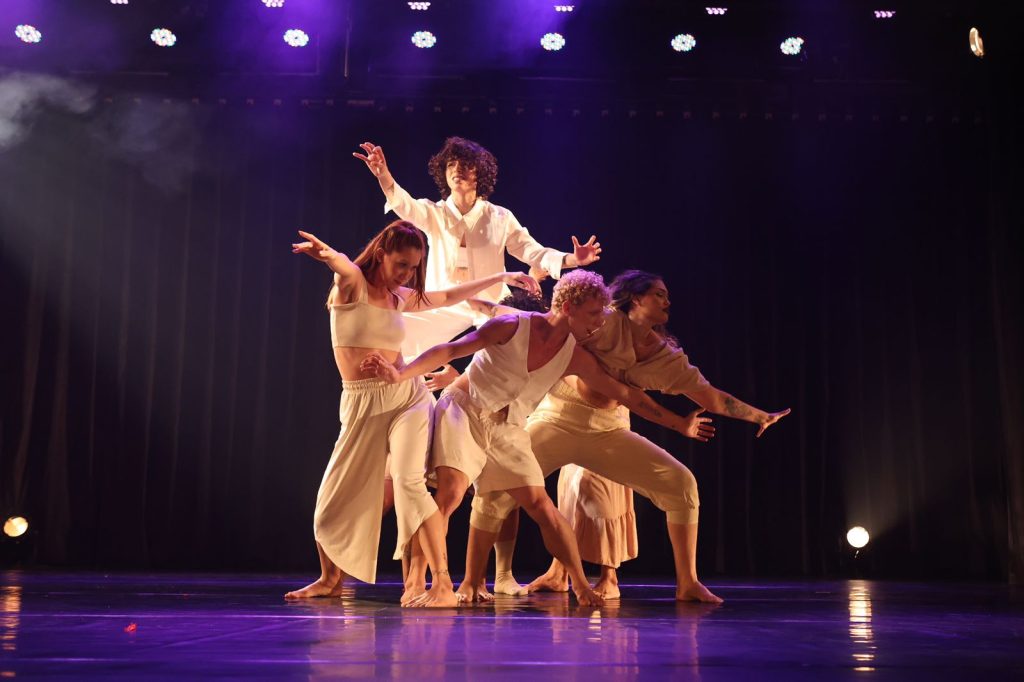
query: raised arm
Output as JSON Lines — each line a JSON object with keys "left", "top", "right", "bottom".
{"left": 353, "top": 142, "right": 434, "bottom": 230}
{"left": 685, "top": 386, "right": 790, "bottom": 438}
{"left": 565, "top": 348, "right": 715, "bottom": 442}
{"left": 291, "top": 230, "right": 362, "bottom": 290}
{"left": 405, "top": 272, "right": 540, "bottom": 313}
{"left": 362, "top": 316, "right": 519, "bottom": 384}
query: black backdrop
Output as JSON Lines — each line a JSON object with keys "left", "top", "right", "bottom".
{"left": 2, "top": 80, "right": 1021, "bottom": 581}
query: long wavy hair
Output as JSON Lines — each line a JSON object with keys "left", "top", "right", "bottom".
{"left": 328, "top": 220, "right": 429, "bottom": 308}
{"left": 609, "top": 270, "right": 678, "bottom": 348}
{"left": 427, "top": 136, "right": 499, "bottom": 200}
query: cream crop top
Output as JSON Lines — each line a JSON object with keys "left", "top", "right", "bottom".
{"left": 329, "top": 285, "right": 408, "bottom": 352}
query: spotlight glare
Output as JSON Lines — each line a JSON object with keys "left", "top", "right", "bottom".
{"left": 554, "top": 4, "right": 575, "bottom": 11}
{"left": 3, "top": 516, "right": 28, "bottom": 538}
{"left": 671, "top": 33, "right": 697, "bottom": 52}
{"left": 846, "top": 526, "right": 870, "bottom": 549}
{"left": 408, "top": 2, "right": 431, "bottom": 9}
{"left": 705, "top": 7, "right": 728, "bottom": 15}
{"left": 780, "top": 36, "right": 804, "bottom": 56}
{"left": 411, "top": 30, "right": 436, "bottom": 49}
{"left": 150, "top": 28, "right": 177, "bottom": 47}
{"left": 873, "top": 10, "right": 895, "bottom": 19}
{"left": 262, "top": 0, "right": 286, "bottom": 7}
{"left": 283, "top": 29, "right": 309, "bottom": 48}
{"left": 969, "top": 27, "right": 984, "bottom": 58}
{"left": 15, "top": 24, "right": 42, "bottom": 44}
{"left": 110, "top": 0, "right": 130, "bottom": 4}
{"left": 540, "top": 32, "right": 566, "bottom": 51}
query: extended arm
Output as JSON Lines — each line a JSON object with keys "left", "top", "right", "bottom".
{"left": 353, "top": 142, "right": 434, "bottom": 230}
{"left": 291, "top": 230, "right": 362, "bottom": 290}
{"left": 566, "top": 348, "right": 715, "bottom": 442}
{"left": 406, "top": 273, "right": 540, "bottom": 313}
{"left": 685, "top": 386, "right": 790, "bottom": 438}
{"left": 362, "top": 316, "right": 519, "bottom": 383}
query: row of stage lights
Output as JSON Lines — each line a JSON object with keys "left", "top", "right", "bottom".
{"left": 9, "top": 6, "right": 988, "bottom": 59}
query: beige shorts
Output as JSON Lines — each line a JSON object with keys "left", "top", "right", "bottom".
{"left": 431, "top": 387, "right": 544, "bottom": 494}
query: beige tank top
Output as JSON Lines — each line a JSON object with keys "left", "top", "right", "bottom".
{"left": 329, "top": 284, "right": 407, "bottom": 352}
{"left": 465, "top": 313, "right": 576, "bottom": 426}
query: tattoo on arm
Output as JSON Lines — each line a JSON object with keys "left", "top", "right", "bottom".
{"left": 724, "top": 395, "right": 755, "bottom": 420}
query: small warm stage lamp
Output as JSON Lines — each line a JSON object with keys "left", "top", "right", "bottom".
{"left": 969, "top": 28, "right": 984, "bottom": 58}
{"left": 846, "top": 526, "right": 870, "bottom": 549}
{"left": 3, "top": 517, "right": 28, "bottom": 539}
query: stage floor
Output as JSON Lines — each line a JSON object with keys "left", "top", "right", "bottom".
{"left": 1, "top": 572, "right": 1022, "bottom": 680}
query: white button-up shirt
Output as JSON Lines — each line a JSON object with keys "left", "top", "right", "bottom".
{"left": 384, "top": 182, "right": 568, "bottom": 303}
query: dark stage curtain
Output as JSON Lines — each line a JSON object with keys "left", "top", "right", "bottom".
{"left": 1, "top": 94, "right": 1021, "bottom": 581}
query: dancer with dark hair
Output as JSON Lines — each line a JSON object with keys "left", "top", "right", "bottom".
{"left": 284, "top": 222, "right": 537, "bottom": 606}
{"left": 362, "top": 270, "right": 719, "bottom": 606}
{"left": 353, "top": 138, "right": 602, "bottom": 363}
{"left": 467, "top": 270, "right": 790, "bottom": 603}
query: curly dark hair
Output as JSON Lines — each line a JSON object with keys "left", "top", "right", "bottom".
{"left": 498, "top": 289, "right": 550, "bottom": 313}
{"left": 427, "top": 137, "right": 499, "bottom": 200}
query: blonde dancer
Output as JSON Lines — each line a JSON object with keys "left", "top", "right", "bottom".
{"left": 284, "top": 221, "right": 536, "bottom": 606}
{"left": 363, "top": 271, "right": 715, "bottom": 606}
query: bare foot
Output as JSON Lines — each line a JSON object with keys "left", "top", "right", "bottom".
{"left": 676, "top": 581, "right": 723, "bottom": 604}
{"left": 400, "top": 584, "right": 426, "bottom": 606}
{"left": 493, "top": 571, "right": 528, "bottom": 596}
{"left": 284, "top": 577, "right": 345, "bottom": 600}
{"left": 406, "top": 584, "right": 460, "bottom": 608}
{"left": 593, "top": 577, "right": 620, "bottom": 600}
{"left": 574, "top": 586, "right": 605, "bottom": 607}
{"left": 527, "top": 569, "right": 569, "bottom": 593}
{"left": 455, "top": 580, "right": 494, "bottom": 603}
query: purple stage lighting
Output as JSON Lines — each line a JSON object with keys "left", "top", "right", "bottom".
{"left": 408, "top": 2, "right": 430, "bottom": 9}
{"left": 15, "top": 24, "right": 42, "bottom": 44}
{"left": 541, "top": 32, "right": 566, "bottom": 51}
{"left": 283, "top": 29, "right": 309, "bottom": 47}
{"left": 780, "top": 36, "right": 804, "bottom": 56}
{"left": 150, "top": 28, "right": 177, "bottom": 47}
{"left": 873, "top": 10, "right": 895, "bottom": 19}
{"left": 671, "top": 34, "right": 696, "bottom": 52}
{"left": 411, "top": 30, "right": 436, "bottom": 48}
{"left": 706, "top": 7, "right": 728, "bottom": 15}
{"left": 554, "top": 5, "right": 574, "bottom": 11}
{"left": 263, "top": 0, "right": 286, "bottom": 8}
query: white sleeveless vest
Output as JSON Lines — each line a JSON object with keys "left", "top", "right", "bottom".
{"left": 466, "top": 314, "right": 576, "bottom": 426}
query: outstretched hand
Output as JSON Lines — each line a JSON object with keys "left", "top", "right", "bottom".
{"left": 570, "top": 235, "right": 602, "bottom": 267}
{"left": 502, "top": 272, "right": 541, "bottom": 295}
{"left": 292, "top": 230, "right": 336, "bottom": 262}
{"left": 424, "top": 364, "right": 459, "bottom": 391}
{"left": 359, "top": 352, "right": 401, "bottom": 384}
{"left": 682, "top": 408, "right": 715, "bottom": 442}
{"left": 756, "top": 408, "right": 791, "bottom": 438}
{"left": 353, "top": 142, "right": 392, "bottom": 182}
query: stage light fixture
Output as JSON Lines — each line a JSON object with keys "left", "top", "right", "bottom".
{"left": 283, "top": 29, "right": 309, "bottom": 47}
{"left": 873, "top": 10, "right": 895, "bottom": 19}
{"left": 408, "top": 2, "right": 431, "bottom": 10}
{"left": 411, "top": 30, "right": 436, "bottom": 48}
{"left": 541, "top": 32, "right": 566, "bottom": 51}
{"left": 780, "top": 36, "right": 804, "bottom": 56}
{"left": 554, "top": 5, "right": 575, "bottom": 11}
{"left": 671, "top": 33, "right": 696, "bottom": 52}
{"left": 705, "top": 7, "right": 728, "bottom": 15}
{"left": 262, "top": 0, "right": 286, "bottom": 8}
{"left": 846, "top": 526, "right": 870, "bottom": 549}
{"left": 150, "top": 28, "right": 177, "bottom": 47}
{"left": 969, "top": 28, "right": 984, "bottom": 58}
{"left": 110, "top": 0, "right": 129, "bottom": 4}
{"left": 3, "top": 517, "right": 28, "bottom": 539}
{"left": 15, "top": 24, "right": 42, "bottom": 44}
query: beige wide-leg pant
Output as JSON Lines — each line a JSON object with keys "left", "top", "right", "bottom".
{"left": 471, "top": 380, "right": 700, "bottom": 552}
{"left": 314, "top": 377, "right": 437, "bottom": 584}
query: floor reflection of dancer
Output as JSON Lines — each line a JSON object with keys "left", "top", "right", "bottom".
{"left": 363, "top": 271, "right": 716, "bottom": 607}
{"left": 470, "top": 270, "right": 791, "bottom": 603}
{"left": 284, "top": 221, "right": 537, "bottom": 607}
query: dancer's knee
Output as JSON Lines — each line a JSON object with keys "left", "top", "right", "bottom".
{"left": 658, "top": 467, "right": 700, "bottom": 525}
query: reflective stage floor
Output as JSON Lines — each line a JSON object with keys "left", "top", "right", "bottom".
{"left": 2, "top": 572, "right": 1023, "bottom": 679}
